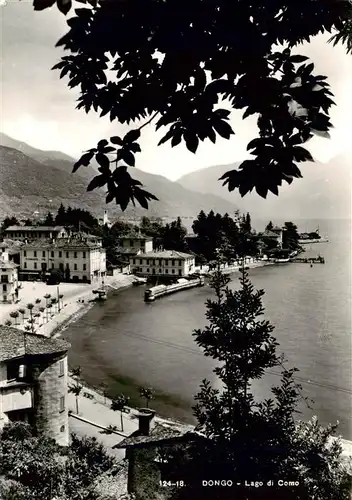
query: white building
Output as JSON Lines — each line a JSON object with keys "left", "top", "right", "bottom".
{"left": 5, "top": 226, "right": 68, "bottom": 241}
{"left": 0, "top": 257, "right": 19, "bottom": 303}
{"left": 0, "top": 326, "right": 70, "bottom": 445}
{"left": 129, "top": 250, "right": 195, "bottom": 277}
{"left": 19, "top": 235, "right": 106, "bottom": 283}
{"left": 119, "top": 232, "right": 153, "bottom": 255}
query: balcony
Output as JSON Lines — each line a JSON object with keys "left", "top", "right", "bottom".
{"left": 1, "top": 382, "right": 34, "bottom": 412}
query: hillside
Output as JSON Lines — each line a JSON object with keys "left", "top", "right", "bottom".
{"left": 177, "top": 155, "right": 351, "bottom": 222}
{"left": 0, "top": 143, "right": 238, "bottom": 225}
{"left": 0, "top": 132, "right": 75, "bottom": 164}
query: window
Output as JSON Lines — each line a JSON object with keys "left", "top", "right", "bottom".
{"left": 130, "top": 240, "right": 134, "bottom": 247}
{"left": 159, "top": 269, "right": 162, "bottom": 273}
{"left": 42, "top": 251, "right": 45, "bottom": 257}
{"left": 24, "top": 250, "right": 27, "bottom": 257}
{"left": 24, "top": 262, "right": 27, "bottom": 269}
{"left": 34, "top": 262, "right": 37, "bottom": 269}
{"left": 41, "top": 263, "right": 47, "bottom": 270}
{"left": 51, "top": 251, "right": 54, "bottom": 258}
{"left": 7, "top": 362, "right": 19, "bottom": 381}
{"left": 34, "top": 251, "right": 37, "bottom": 257}
{"left": 178, "top": 270, "right": 182, "bottom": 276}
{"left": 165, "top": 269, "right": 168, "bottom": 274}
{"left": 3, "top": 284, "right": 7, "bottom": 292}
{"left": 132, "top": 259, "right": 136, "bottom": 265}
{"left": 1, "top": 275, "right": 8, "bottom": 283}
{"left": 51, "top": 263, "right": 54, "bottom": 269}
{"left": 66, "top": 252, "right": 69, "bottom": 258}
{"left": 139, "top": 259, "right": 143, "bottom": 265}
{"left": 147, "top": 268, "right": 150, "bottom": 273}
{"left": 83, "top": 252, "right": 86, "bottom": 259}
{"left": 74, "top": 264, "right": 77, "bottom": 270}
{"left": 179, "top": 260, "right": 182, "bottom": 266}
{"left": 172, "top": 269, "right": 175, "bottom": 274}
{"left": 165, "top": 260, "right": 168, "bottom": 266}
{"left": 59, "top": 360, "right": 65, "bottom": 377}
{"left": 59, "top": 396, "right": 65, "bottom": 412}
{"left": 59, "top": 251, "right": 62, "bottom": 258}
{"left": 83, "top": 264, "right": 86, "bottom": 271}
{"left": 146, "top": 259, "right": 149, "bottom": 265}
{"left": 152, "top": 259, "right": 155, "bottom": 265}
{"left": 74, "top": 252, "right": 78, "bottom": 258}
{"left": 172, "top": 260, "right": 175, "bottom": 266}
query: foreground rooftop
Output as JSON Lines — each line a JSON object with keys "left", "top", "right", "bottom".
{"left": 0, "top": 326, "right": 70, "bottom": 362}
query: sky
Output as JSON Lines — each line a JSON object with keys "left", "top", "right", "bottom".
{"left": 1, "top": 1, "right": 352, "bottom": 181}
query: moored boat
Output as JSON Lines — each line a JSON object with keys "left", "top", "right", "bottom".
{"left": 144, "top": 276, "right": 205, "bottom": 302}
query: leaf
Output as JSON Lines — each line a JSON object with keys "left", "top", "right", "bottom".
{"left": 33, "top": 0, "right": 56, "bottom": 10}
{"left": 212, "top": 120, "right": 234, "bottom": 140}
{"left": 110, "top": 136, "right": 123, "bottom": 145}
{"left": 290, "top": 55, "right": 309, "bottom": 63}
{"left": 96, "top": 153, "right": 110, "bottom": 169}
{"left": 129, "top": 143, "right": 141, "bottom": 153}
{"left": 97, "top": 139, "right": 109, "bottom": 151}
{"left": 292, "top": 147, "right": 314, "bottom": 162}
{"left": 121, "top": 150, "right": 135, "bottom": 166}
{"left": 158, "top": 129, "right": 174, "bottom": 146}
{"left": 255, "top": 185, "right": 268, "bottom": 198}
{"left": 305, "top": 63, "right": 314, "bottom": 75}
{"left": 247, "top": 138, "right": 263, "bottom": 151}
{"left": 57, "top": 0, "right": 72, "bottom": 14}
{"left": 123, "top": 129, "right": 141, "bottom": 143}
{"left": 72, "top": 152, "right": 94, "bottom": 172}
{"left": 105, "top": 192, "right": 115, "bottom": 204}
{"left": 171, "top": 129, "right": 183, "bottom": 147}
{"left": 87, "top": 175, "right": 108, "bottom": 191}
{"left": 184, "top": 131, "right": 199, "bottom": 154}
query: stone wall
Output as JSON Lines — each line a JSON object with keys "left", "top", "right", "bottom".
{"left": 32, "top": 354, "right": 69, "bottom": 446}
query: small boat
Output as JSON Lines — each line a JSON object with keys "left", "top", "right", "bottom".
{"left": 275, "top": 258, "right": 290, "bottom": 263}
{"left": 133, "top": 277, "right": 148, "bottom": 286}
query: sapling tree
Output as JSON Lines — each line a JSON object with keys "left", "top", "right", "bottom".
{"left": 139, "top": 387, "right": 155, "bottom": 409}
{"left": 164, "top": 269, "right": 351, "bottom": 500}
{"left": 111, "top": 394, "right": 130, "bottom": 432}
{"left": 18, "top": 308, "right": 25, "bottom": 324}
{"left": 69, "top": 367, "right": 83, "bottom": 414}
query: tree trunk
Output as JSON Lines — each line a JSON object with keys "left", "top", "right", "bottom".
{"left": 76, "top": 396, "right": 79, "bottom": 414}
{"left": 120, "top": 411, "right": 124, "bottom": 432}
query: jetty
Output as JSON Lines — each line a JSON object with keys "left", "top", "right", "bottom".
{"left": 144, "top": 276, "right": 205, "bottom": 302}
{"left": 291, "top": 256, "right": 325, "bottom": 264}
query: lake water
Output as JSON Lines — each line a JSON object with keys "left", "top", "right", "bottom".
{"left": 63, "top": 219, "right": 352, "bottom": 439}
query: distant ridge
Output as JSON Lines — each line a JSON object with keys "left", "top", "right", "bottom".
{"left": 176, "top": 155, "right": 351, "bottom": 221}
{"left": 0, "top": 135, "right": 239, "bottom": 226}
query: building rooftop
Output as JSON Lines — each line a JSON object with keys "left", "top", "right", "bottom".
{"left": 115, "top": 418, "right": 197, "bottom": 449}
{"left": 135, "top": 250, "right": 193, "bottom": 260}
{"left": 119, "top": 231, "right": 152, "bottom": 241}
{"left": 21, "top": 238, "right": 103, "bottom": 250}
{"left": 0, "top": 326, "right": 70, "bottom": 362}
{"left": 5, "top": 225, "right": 65, "bottom": 232}
{"left": 0, "top": 239, "right": 24, "bottom": 249}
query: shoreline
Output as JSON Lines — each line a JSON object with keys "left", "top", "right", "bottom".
{"left": 51, "top": 259, "right": 277, "bottom": 339}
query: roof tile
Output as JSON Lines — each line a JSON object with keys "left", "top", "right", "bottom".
{"left": 0, "top": 326, "right": 70, "bottom": 362}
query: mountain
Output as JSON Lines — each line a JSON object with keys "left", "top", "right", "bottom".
{"left": 0, "top": 141, "right": 238, "bottom": 226}
{"left": 176, "top": 155, "right": 351, "bottom": 223}
{"left": 0, "top": 132, "right": 75, "bottom": 164}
